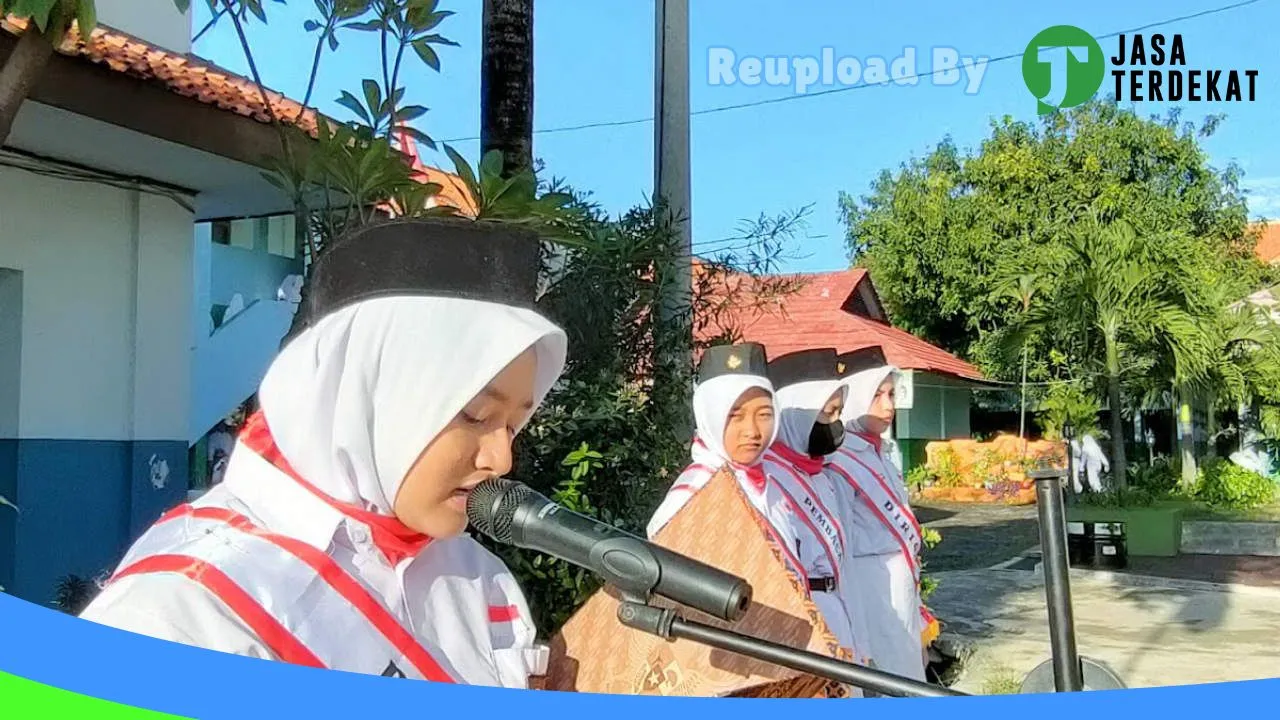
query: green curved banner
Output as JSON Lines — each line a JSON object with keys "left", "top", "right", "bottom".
{"left": 0, "top": 671, "right": 189, "bottom": 718}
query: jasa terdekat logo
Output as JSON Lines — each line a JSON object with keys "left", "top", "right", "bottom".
{"left": 1023, "top": 25, "right": 1259, "bottom": 114}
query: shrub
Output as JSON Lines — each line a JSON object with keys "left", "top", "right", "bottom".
{"left": 920, "top": 527, "right": 943, "bottom": 603}
{"left": 1078, "top": 486, "right": 1156, "bottom": 508}
{"left": 906, "top": 465, "right": 935, "bottom": 492}
{"left": 1195, "top": 458, "right": 1277, "bottom": 511}
{"left": 931, "top": 448, "right": 966, "bottom": 488}
{"left": 1126, "top": 456, "right": 1179, "bottom": 498}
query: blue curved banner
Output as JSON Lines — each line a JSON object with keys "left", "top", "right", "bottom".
{"left": 0, "top": 592, "right": 1275, "bottom": 717}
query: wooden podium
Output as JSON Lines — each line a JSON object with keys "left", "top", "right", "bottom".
{"left": 542, "top": 469, "right": 852, "bottom": 698}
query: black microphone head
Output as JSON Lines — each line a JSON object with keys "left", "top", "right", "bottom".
{"left": 467, "top": 477, "right": 535, "bottom": 543}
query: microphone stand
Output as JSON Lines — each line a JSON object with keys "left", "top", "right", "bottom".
{"left": 615, "top": 600, "right": 966, "bottom": 698}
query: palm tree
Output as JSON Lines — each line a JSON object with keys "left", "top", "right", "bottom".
{"left": 993, "top": 272, "right": 1045, "bottom": 456}
{"left": 480, "top": 0, "right": 534, "bottom": 178}
{"left": 1024, "top": 218, "right": 1202, "bottom": 489}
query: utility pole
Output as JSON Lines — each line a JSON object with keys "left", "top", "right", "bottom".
{"left": 654, "top": 0, "right": 692, "bottom": 432}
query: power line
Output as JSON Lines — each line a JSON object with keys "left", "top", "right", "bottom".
{"left": 437, "top": 0, "right": 1263, "bottom": 144}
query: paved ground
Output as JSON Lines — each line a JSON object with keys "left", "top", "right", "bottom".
{"left": 913, "top": 502, "right": 1280, "bottom": 693}
{"left": 1121, "top": 555, "right": 1280, "bottom": 589}
{"left": 929, "top": 565, "right": 1280, "bottom": 693}
{"left": 915, "top": 501, "right": 1040, "bottom": 572}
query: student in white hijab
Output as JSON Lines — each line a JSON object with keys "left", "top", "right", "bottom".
{"left": 757, "top": 348, "right": 868, "bottom": 669}
{"left": 80, "top": 219, "right": 568, "bottom": 688}
{"left": 824, "top": 346, "right": 933, "bottom": 682}
{"left": 646, "top": 343, "right": 779, "bottom": 538}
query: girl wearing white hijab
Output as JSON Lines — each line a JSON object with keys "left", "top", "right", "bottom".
{"left": 80, "top": 220, "right": 568, "bottom": 687}
{"left": 646, "top": 343, "right": 779, "bottom": 538}
{"left": 757, "top": 348, "right": 867, "bottom": 668}
{"left": 824, "top": 346, "right": 934, "bottom": 682}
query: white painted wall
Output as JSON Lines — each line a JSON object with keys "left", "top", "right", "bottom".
{"left": 0, "top": 269, "right": 21, "bottom": 439}
{"left": 0, "top": 166, "right": 194, "bottom": 442}
{"left": 95, "top": 0, "right": 193, "bottom": 54}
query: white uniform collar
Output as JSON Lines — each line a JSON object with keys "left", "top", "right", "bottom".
{"left": 219, "top": 441, "right": 346, "bottom": 552}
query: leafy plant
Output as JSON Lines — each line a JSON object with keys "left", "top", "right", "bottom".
{"left": 1039, "top": 382, "right": 1100, "bottom": 441}
{"left": 1195, "top": 458, "right": 1277, "bottom": 511}
{"left": 1126, "top": 456, "right": 1179, "bottom": 498}
{"left": 906, "top": 465, "right": 935, "bottom": 492}
{"left": 919, "top": 527, "right": 943, "bottom": 603}
{"left": 1077, "top": 486, "right": 1156, "bottom": 509}
{"left": 0, "top": 0, "right": 97, "bottom": 44}
{"left": 52, "top": 574, "right": 99, "bottom": 615}
{"left": 929, "top": 447, "right": 965, "bottom": 488}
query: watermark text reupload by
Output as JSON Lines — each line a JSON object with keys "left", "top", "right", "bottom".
{"left": 708, "top": 47, "right": 991, "bottom": 95}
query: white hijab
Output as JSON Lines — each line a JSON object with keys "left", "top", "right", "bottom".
{"left": 255, "top": 296, "right": 568, "bottom": 515}
{"left": 773, "top": 380, "right": 847, "bottom": 454}
{"left": 689, "top": 374, "right": 779, "bottom": 469}
{"left": 840, "top": 365, "right": 899, "bottom": 432}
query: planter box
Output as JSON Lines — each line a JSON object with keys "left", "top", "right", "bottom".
{"left": 1066, "top": 503, "right": 1184, "bottom": 557}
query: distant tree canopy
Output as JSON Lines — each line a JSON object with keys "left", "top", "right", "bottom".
{"left": 839, "top": 99, "right": 1280, "bottom": 480}
{"left": 840, "top": 99, "right": 1272, "bottom": 384}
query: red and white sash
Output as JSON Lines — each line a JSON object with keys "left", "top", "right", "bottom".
{"left": 760, "top": 450, "right": 846, "bottom": 585}
{"left": 110, "top": 503, "right": 459, "bottom": 682}
{"left": 827, "top": 447, "right": 923, "bottom": 582}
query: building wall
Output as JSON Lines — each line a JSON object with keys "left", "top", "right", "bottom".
{"left": 95, "top": 0, "right": 193, "bottom": 54}
{"left": 896, "top": 371, "right": 973, "bottom": 477}
{"left": 206, "top": 216, "right": 299, "bottom": 315}
{"left": 0, "top": 166, "right": 194, "bottom": 602}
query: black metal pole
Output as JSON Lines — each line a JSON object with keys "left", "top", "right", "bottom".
{"left": 1030, "top": 468, "right": 1084, "bottom": 692}
{"left": 617, "top": 601, "right": 966, "bottom": 698}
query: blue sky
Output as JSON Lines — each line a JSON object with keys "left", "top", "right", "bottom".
{"left": 193, "top": 0, "right": 1280, "bottom": 273}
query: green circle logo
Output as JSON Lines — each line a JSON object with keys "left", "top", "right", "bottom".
{"left": 1022, "top": 25, "right": 1105, "bottom": 114}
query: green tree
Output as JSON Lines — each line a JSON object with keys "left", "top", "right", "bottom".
{"left": 840, "top": 99, "right": 1265, "bottom": 382}
{"left": 840, "top": 99, "right": 1278, "bottom": 482}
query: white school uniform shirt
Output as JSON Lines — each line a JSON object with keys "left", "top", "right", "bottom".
{"left": 81, "top": 295, "right": 569, "bottom": 688}
{"left": 81, "top": 442, "right": 546, "bottom": 687}
{"left": 766, "top": 379, "right": 865, "bottom": 664}
{"left": 826, "top": 364, "right": 927, "bottom": 680}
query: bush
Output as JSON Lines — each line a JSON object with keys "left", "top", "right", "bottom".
{"left": 1127, "top": 456, "right": 1179, "bottom": 497}
{"left": 1077, "top": 486, "right": 1156, "bottom": 508}
{"left": 1040, "top": 383, "right": 1100, "bottom": 441}
{"left": 1195, "top": 458, "right": 1277, "bottom": 511}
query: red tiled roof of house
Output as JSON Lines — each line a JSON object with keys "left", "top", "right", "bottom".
{"left": 2, "top": 15, "right": 319, "bottom": 134}
{"left": 696, "top": 265, "right": 986, "bottom": 382}
{"left": 399, "top": 129, "right": 478, "bottom": 217}
{"left": 1254, "top": 222, "right": 1280, "bottom": 264}
{"left": 2, "top": 16, "right": 476, "bottom": 214}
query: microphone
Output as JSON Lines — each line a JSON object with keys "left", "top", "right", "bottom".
{"left": 467, "top": 478, "right": 753, "bottom": 622}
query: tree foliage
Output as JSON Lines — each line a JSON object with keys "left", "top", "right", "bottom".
{"left": 840, "top": 99, "right": 1280, "bottom": 479}
{"left": 488, "top": 195, "right": 810, "bottom": 633}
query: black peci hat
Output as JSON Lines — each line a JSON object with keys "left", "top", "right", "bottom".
{"left": 285, "top": 217, "right": 541, "bottom": 344}
{"left": 767, "top": 348, "right": 838, "bottom": 388}
{"left": 697, "top": 342, "right": 769, "bottom": 384}
{"left": 835, "top": 346, "right": 887, "bottom": 378}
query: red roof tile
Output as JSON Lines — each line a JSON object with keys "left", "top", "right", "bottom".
{"left": 696, "top": 265, "right": 986, "bottom": 381}
{"left": 1254, "top": 222, "right": 1280, "bottom": 264}
{"left": 3, "top": 15, "right": 318, "bottom": 134}
{"left": 2, "top": 16, "right": 476, "bottom": 214}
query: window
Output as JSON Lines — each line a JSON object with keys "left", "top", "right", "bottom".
{"left": 210, "top": 220, "right": 231, "bottom": 245}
